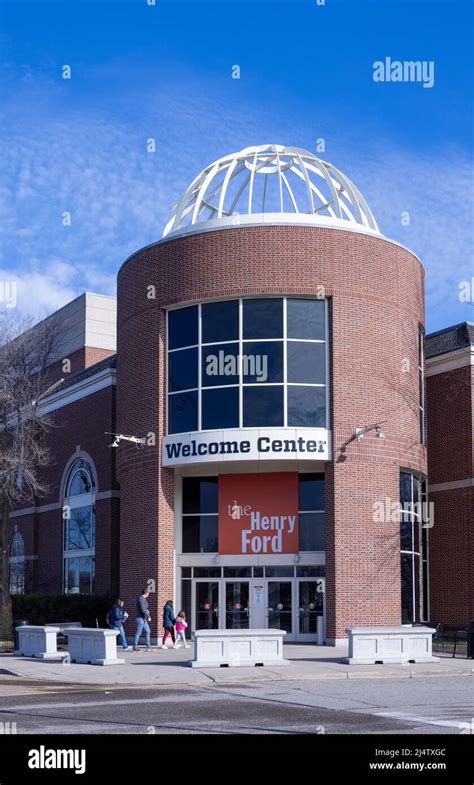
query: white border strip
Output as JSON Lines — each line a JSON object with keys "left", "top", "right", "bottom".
{"left": 10, "top": 490, "right": 121, "bottom": 519}
{"left": 425, "top": 346, "right": 473, "bottom": 376}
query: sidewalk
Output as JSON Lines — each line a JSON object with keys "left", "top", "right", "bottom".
{"left": 1, "top": 644, "right": 473, "bottom": 686}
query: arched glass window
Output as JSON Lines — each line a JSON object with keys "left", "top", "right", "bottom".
{"left": 66, "top": 458, "right": 95, "bottom": 496}
{"left": 63, "top": 458, "right": 96, "bottom": 595}
{"left": 9, "top": 532, "right": 25, "bottom": 595}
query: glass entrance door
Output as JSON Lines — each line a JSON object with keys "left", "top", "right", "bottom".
{"left": 267, "top": 581, "right": 293, "bottom": 637}
{"left": 224, "top": 581, "right": 250, "bottom": 629}
{"left": 296, "top": 579, "right": 324, "bottom": 641}
{"left": 195, "top": 581, "right": 220, "bottom": 630}
{"left": 190, "top": 575, "right": 324, "bottom": 642}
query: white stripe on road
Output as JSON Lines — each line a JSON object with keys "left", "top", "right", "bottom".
{"left": 376, "top": 711, "right": 472, "bottom": 731}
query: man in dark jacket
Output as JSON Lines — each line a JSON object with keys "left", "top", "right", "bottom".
{"left": 108, "top": 598, "right": 132, "bottom": 650}
{"left": 133, "top": 589, "right": 153, "bottom": 651}
{"left": 162, "top": 600, "right": 176, "bottom": 648}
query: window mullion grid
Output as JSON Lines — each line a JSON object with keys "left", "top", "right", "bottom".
{"left": 411, "top": 475, "right": 416, "bottom": 623}
{"left": 239, "top": 298, "right": 243, "bottom": 428}
{"left": 324, "top": 298, "right": 329, "bottom": 429}
{"left": 166, "top": 308, "right": 169, "bottom": 435}
{"left": 283, "top": 297, "right": 288, "bottom": 426}
{"left": 169, "top": 297, "right": 328, "bottom": 433}
{"left": 198, "top": 303, "right": 202, "bottom": 431}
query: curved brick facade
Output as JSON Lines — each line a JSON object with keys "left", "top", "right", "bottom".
{"left": 116, "top": 225, "right": 426, "bottom": 641}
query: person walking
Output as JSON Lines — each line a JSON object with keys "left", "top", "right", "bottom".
{"left": 108, "top": 598, "right": 132, "bottom": 651}
{"left": 133, "top": 589, "right": 153, "bottom": 651}
{"left": 162, "top": 600, "right": 176, "bottom": 648}
{"left": 173, "top": 610, "right": 189, "bottom": 649}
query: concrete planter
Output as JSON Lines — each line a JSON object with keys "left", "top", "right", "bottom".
{"left": 14, "top": 626, "right": 61, "bottom": 659}
{"left": 191, "top": 628, "right": 289, "bottom": 668}
{"left": 67, "top": 628, "right": 125, "bottom": 666}
{"left": 345, "top": 626, "right": 440, "bottom": 664}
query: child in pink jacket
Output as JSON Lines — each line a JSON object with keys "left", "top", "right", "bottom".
{"left": 174, "top": 610, "right": 190, "bottom": 649}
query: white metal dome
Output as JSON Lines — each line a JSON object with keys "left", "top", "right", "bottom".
{"left": 163, "top": 144, "right": 379, "bottom": 239}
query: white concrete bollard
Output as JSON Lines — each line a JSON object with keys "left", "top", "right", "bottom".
{"left": 14, "top": 626, "right": 62, "bottom": 659}
{"left": 191, "top": 628, "right": 289, "bottom": 668}
{"left": 344, "top": 626, "right": 440, "bottom": 664}
{"left": 67, "top": 628, "right": 125, "bottom": 666}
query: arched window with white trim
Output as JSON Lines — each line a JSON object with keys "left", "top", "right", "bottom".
{"left": 63, "top": 458, "right": 96, "bottom": 594}
{"left": 9, "top": 531, "right": 26, "bottom": 595}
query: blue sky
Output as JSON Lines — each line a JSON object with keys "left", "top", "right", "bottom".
{"left": 1, "top": 0, "right": 473, "bottom": 331}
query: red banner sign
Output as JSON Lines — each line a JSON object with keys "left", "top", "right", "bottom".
{"left": 218, "top": 473, "right": 299, "bottom": 555}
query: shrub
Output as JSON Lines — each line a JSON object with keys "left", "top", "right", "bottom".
{"left": 11, "top": 594, "right": 114, "bottom": 628}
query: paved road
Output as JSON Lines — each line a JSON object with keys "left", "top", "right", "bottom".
{"left": 0, "top": 674, "right": 473, "bottom": 734}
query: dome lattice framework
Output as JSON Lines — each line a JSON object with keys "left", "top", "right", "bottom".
{"left": 163, "top": 144, "right": 379, "bottom": 238}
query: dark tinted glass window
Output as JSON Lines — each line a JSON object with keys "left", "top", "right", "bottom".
{"left": 193, "top": 567, "right": 221, "bottom": 578}
{"left": 223, "top": 568, "right": 252, "bottom": 578}
{"left": 413, "top": 554, "right": 420, "bottom": 623}
{"left": 296, "top": 566, "right": 326, "bottom": 577}
{"left": 287, "top": 386, "right": 326, "bottom": 427}
{"left": 401, "top": 553, "right": 414, "bottom": 624}
{"left": 180, "top": 580, "right": 192, "bottom": 638}
{"left": 400, "top": 472, "right": 412, "bottom": 505}
{"left": 422, "top": 523, "right": 428, "bottom": 554}
{"left": 299, "top": 512, "right": 325, "bottom": 551}
{"left": 242, "top": 341, "right": 283, "bottom": 383}
{"left": 182, "top": 477, "right": 218, "bottom": 514}
{"left": 66, "top": 507, "right": 94, "bottom": 550}
{"left": 400, "top": 515, "right": 413, "bottom": 551}
{"left": 182, "top": 516, "right": 218, "bottom": 553}
{"left": 264, "top": 567, "right": 294, "bottom": 577}
{"left": 168, "top": 306, "right": 198, "bottom": 350}
{"left": 287, "top": 342, "right": 325, "bottom": 384}
{"left": 413, "top": 477, "right": 419, "bottom": 504}
{"left": 168, "top": 391, "right": 198, "bottom": 434}
{"left": 202, "top": 300, "right": 239, "bottom": 344}
{"left": 422, "top": 556, "right": 429, "bottom": 621}
{"left": 168, "top": 347, "right": 198, "bottom": 392}
{"left": 202, "top": 344, "right": 239, "bottom": 387}
{"left": 202, "top": 387, "right": 239, "bottom": 430}
{"left": 287, "top": 299, "right": 325, "bottom": 340}
{"left": 413, "top": 516, "right": 421, "bottom": 554}
{"left": 243, "top": 298, "right": 283, "bottom": 339}
{"left": 299, "top": 474, "right": 324, "bottom": 511}
{"left": 243, "top": 386, "right": 284, "bottom": 427}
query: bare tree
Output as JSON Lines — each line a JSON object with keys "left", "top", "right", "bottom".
{"left": 0, "top": 314, "right": 63, "bottom": 641}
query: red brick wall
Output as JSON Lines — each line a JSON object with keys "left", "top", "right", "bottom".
{"left": 426, "top": 366, "right": 473, "bottom": 484}
{"left": 46, "top": 347, "right": 115, "bottom": 385}
{"left": 8, "top": 384, "right": 120, "bottom": 598}
{"left": 426, "top": 364, "right": 474, "bottom": 625}
{"left": 117, "top": 225, "right": 426, "bottom": 640}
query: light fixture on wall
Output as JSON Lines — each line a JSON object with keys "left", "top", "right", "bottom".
{"left": 105, "top": 432, "right": 146, "bottom": 448}
{"left": 355, "top": 424, "right": 385, "bottom": 442}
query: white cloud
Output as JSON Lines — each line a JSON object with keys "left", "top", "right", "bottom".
{"left": 0, "top": 267, "right": 77, "bottom": 317}
{"left": 1, "top": 75, "right": 472, "bottom": 333}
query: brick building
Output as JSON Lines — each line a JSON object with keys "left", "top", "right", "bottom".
{"left": 425, "top": 323, "right": 474, "bottom": 627}
{"left": 7, "top": 145, "right": 473, "bottom": 643}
